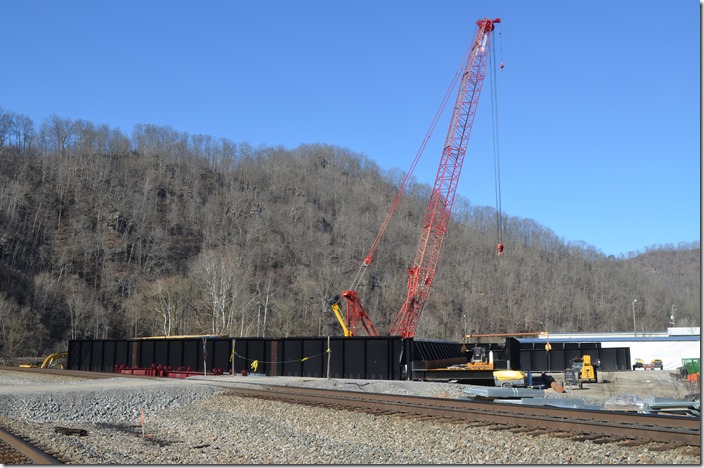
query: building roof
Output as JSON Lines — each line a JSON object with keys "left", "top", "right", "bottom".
{"left": 519, "top": 335, "right": 699, "bottom": 343}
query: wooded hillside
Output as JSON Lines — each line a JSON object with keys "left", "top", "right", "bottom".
{"left": 0, "top": 110, "right": 700, "bottom": 357}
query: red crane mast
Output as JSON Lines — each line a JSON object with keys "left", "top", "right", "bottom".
{"left": 335, "top": 17, "right": 501, "bottom": 338}
{"left": 389, "top": 18, "right": 500, "bottom": 338}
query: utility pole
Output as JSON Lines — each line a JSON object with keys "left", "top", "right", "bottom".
{"left": 632, "top": 299, "right": 637, "bottom": 337}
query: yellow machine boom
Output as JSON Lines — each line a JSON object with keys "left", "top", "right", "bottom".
{"left": 19, "top": 352, "right": 68, "bottom": 369}
{"left": 327, "top": 296, "right": 351, "bottom": 337}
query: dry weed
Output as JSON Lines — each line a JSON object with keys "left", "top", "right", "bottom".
{"left": 599, "top": 371, "right": 621, "bottom": 398}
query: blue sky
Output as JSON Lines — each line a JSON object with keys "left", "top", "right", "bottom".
{"left": 1, "top": 0, "right": 700, "bottom": 257}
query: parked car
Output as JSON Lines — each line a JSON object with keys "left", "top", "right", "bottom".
{"left": 649, "top": 359, "right": 664, "bottom": 370}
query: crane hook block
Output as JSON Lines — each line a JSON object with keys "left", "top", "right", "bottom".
{"left": 497, "top": 243, "right": 504, "bottom": 256}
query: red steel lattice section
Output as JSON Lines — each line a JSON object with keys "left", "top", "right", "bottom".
{"left": 390, "top": 18, "right": 500, "bottom": 338}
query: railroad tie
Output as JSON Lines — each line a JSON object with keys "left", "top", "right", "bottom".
{"left": 508, "top": 427, "right": 535, "bottom": 433}
{"left": 484, "top": 424, "right": 510, "bottom": 431}
{"left": 647, "top": 443, "right": 683, "bottom": 452}
{"left": 589, "top": 437, "right": 623, "bottom": 445}
{"left": 54, "top": 427, "right": 88, "bottom": 436}
{"left": 508, "top": 427, "right": 545, "bottom": 436}
{"left": 571, "top": 434, "right": 610, "bottom": 442}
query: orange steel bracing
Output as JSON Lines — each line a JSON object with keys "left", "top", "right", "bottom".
{"left": 464, "top": 332, "right": 544, "bottom": 339}
{"left": 389, "top": 18, "right": 500, "bottom": 338}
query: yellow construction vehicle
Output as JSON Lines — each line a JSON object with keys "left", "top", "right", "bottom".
{"left": 579, "top": 355, "right": 598, "bottom": 381}
{"left": 326, "top": 295, "right": 351, "bottom": 337}
{"left": 493, "top": 370, "right": 526, "bottom": 387}
{"left": 466, "top": 346, "right": 494, "bottom": 371}
{"left": 19, "top": 352, "right": 68, "bottom": 369}
{"left": 644, "top": 358, "right": 664, "bottom": 370}
{"left": 564, "top": 355, "right": 598, "bottom": 389}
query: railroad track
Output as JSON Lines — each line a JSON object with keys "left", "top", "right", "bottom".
{"left": 0, "top": 366, "right": 150, "bottom": 380}
{"left": 0, "top": 367, "right": 154, "bottom": 465}
{"left": 0, "top": 426, "right": 63, "bottom": 465}
{"left": 224, "top": 384, "right": 701, "bottom": 448}
{"left": 2, "top": 367, "right": 700, "bottom": 456}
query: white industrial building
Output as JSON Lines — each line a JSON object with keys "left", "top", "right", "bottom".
{"left": 539, "top": 328, "right": 700, "bottom": 371}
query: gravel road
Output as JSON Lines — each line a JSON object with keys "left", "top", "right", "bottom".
{"left": 0, "top": 370, "right": 699, "bottom": 464}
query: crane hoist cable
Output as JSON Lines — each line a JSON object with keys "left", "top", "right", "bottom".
{"left": 348, "top": 52, "right": 471, "bottom": 293}
{"left": 490, "top": 24, "right": 505, "bottom": 256}
{"left": 339, "top": 17, "right": 502, "bottom": 339}
{"left": 498, "top": 21, "right": 505, "bottom": 69}
{"left": 390, "top": 18, "right": 501, "bottom": 338}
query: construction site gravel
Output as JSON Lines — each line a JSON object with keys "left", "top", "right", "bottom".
{"left": 0, "top": 369, "right": 699, "bottom": 464}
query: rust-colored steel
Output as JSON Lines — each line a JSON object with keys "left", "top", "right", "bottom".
{"left": 1, "top": 366, "right": 152, "bottom": 380}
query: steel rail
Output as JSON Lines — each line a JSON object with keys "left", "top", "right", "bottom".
{"left": 0, "top": 427, "right": 62, "bottom": 465}
{"left": 5, "top": 367, "right": 700, "bottom": 447}
{"left": 224, "top": 384, "right": 700, "bottom": 447}
{"left": 0, "top": 366, "right": 153, "bottom": 380}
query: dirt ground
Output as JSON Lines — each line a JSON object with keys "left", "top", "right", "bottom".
{"left": 543, "top": 369, "right": 700, "bottom": 403}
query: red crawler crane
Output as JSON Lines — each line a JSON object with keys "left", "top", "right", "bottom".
{"left": 390, "top": 17, "right": 500, "bottom": 338}
{"left": 337, "top": 18, "right": 501, "bottom": 338}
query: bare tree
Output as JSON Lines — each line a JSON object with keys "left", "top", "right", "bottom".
{"left": 0, "top": 112, "right": 698, "bottom": 357}
{"left": 189, "top": 250, "right": 241, "bottom": 335}
{"left": 13, "top": 113, "right": 34, "bottom": 154}
{"left": 0, "top": 108, "right": 14, "bottom": 147}
{"left": 42, "top": 114, "right": 76, "bottom": 157}
{"left": 142, "top": 276, "right": 190, "bottom": 336}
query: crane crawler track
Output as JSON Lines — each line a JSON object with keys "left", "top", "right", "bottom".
{"left": 223, "top": 384, "right": 700, "bottom": 448}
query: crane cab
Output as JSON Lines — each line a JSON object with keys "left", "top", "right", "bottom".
{"left": 466, "top": 346, "right": 494, "bottom": 371}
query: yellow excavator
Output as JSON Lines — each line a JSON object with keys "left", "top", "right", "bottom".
{"left": 19, "top": 352, "right": 68, "bottom": 369}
